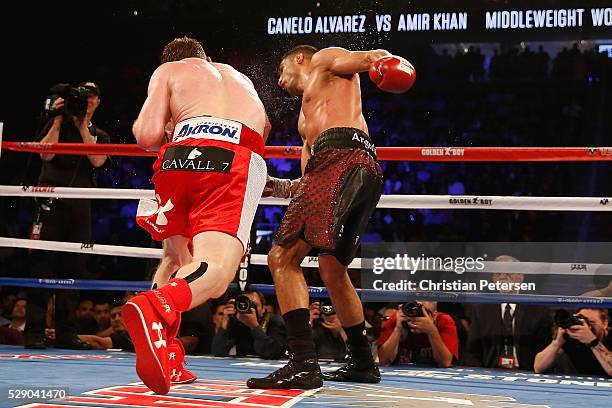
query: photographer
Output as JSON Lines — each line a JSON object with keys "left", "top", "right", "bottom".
{"left": 534, "top": 308, "right": 612, "bottom": 377}
{"left": 24, "top": 82, "right": 109, "bottom": 350}
{"left": 377, "top": 301, "right": 458, "bottom": 367}
{"left": 309, "top": 301, "right": 348, "bottom": 361}
{"left": 211, "top": 291, "right": 287, "bottom": 359}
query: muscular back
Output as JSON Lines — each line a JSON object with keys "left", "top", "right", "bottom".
{"left": 168, "top": 59, "right": 267, "bottom": 135}
{"left": 298, "top": 54, "right": 368, "bottom": 146}
{"left": 134, "top": 58, "right": 268, "bottom": 150}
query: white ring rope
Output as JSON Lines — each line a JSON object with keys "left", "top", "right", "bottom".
{"left": 1, "top": 185, "right": 612, "bottom": 211}
{"left": 2, "top": 237, "right": 611, "bottom": 276}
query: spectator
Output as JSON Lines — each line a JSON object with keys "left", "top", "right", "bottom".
{"left": 534, "top": 308, "right": 612, "bottom": 377}
{"left": 309, "top": 301, "right": 348, "bottom": 361}
{"left": 78, "top": 300, "right": 133, "bottom": 351}
{"left": 212, "top": 302, "right": 227, "bottom": 333}
{"left": 76, "top": 299, "right": 95, "bottom": 319}
{"left": 94, "top": 300, "right": 111, "bottom": 335}
{"left": 212, "top": 291, "right": 287, "bottom": 359}
{"left": 0, "top": 298, "right": 26, "bottom": 346}
{"left": 464, "top": 256, "right": 552, "bottom": 370}
{"left": 378, "top": 301, "right": 458, "bottom": 367}
{"left": 75, "top": 298, "right": 98, "bottom": 334}
{"left": 7, "top": 299, "right": 26, "bottom": 332}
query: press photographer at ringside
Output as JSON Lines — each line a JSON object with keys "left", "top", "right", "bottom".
{"left": 24, "top": 82, "right": 109, "bottom": 350}
{"left": 211, "top": 291, "right": 287, "bottom": 359}
{"left": 534, "top": 308, "right": 612, "bottom": 377}
{"left": 377, "top": 301, "right": 458, "bottom": 367}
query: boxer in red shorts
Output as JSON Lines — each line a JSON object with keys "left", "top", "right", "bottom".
{"left": 124, "top": 37, "right": 270, "bottom": 394}
{"left": 249, "top": 45, "right": 415, "bottom": 389}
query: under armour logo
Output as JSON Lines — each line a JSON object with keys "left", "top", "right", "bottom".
{"left": 601, "top": 199, "right": 610, "bottom": 205}
{"left": 170, "top": 368, "right": 181, "bottom": 381}
{"left": 169, "top": 352, "right": 176, "bottom": 360}
{"left": 170, "top": 282, "right": 178, "bottom": 287}
{"left": 155, "top": 195, "right": 174, "bottom": 226}
{"left": 152, "top": 322, "right": 166, "bottom": 349}
{"left": 187, "top": 148, "right": 202, "bottom": 160}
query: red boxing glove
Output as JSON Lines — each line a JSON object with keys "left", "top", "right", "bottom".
{"left": 369, "top": 56, "right": 416, "bottom": 94}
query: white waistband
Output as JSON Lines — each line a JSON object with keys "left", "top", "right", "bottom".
{"left": 172, "top": 116, "right": 243, "bottom": 145}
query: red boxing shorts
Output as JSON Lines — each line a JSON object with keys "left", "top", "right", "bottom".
{"left": 136, "top": 116, "right": 266, "bottom": 251}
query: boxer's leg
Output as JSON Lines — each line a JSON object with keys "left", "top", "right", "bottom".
{"left": 246, "top": 239, "right": 323, "bottom": 390}
{"left": 172, "top": 231, "right": 244, "bottom": 309}
{"left": 151, "top": 235, "right": 192, "bottom": 289}
{"left": 319, "top": 255, "right": 380, "bottom": 383}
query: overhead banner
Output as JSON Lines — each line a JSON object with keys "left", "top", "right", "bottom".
{"left": 265, "top": 4, "right": 612, "bottom": 42}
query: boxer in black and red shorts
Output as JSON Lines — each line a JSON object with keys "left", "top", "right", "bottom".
{"left": 276, "top": 128, "right": 382, "bottom": 266}
{"left": 249, "top": 45, "right": 415, "bottom": 389}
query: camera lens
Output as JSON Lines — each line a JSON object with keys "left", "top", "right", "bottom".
{"left": 321, "top": 304, "right": 335, "bottom": 315}
{"left": 235, "top": 295, "right": 253, "bottom": 313}
{"left": 554, "top": 309, "right": 571, "bottom": 329}
{"left": 402, "top": 302, "right": 424, "bottom": 317}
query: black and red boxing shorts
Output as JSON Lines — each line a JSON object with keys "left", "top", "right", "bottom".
{"left": 276, "top": 127, "right": 383, "bottom": 266}
{"left": 136, "top": 115, "right": 267, "bottom": 252}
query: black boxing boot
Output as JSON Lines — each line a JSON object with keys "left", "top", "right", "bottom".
{"left": 246, "top": 308, "right": 323, "bottom": 389}
{"left": 322, "top": 352, "right": 381, "bottom": 383}
{"left": 322, "top": 322, "right": 381, "bottom": 383}
{"left": 246, "top": 355, "right": 323, "bottom": 389}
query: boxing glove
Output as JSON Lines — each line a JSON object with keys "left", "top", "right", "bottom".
{"left": 263, "top": 176, "right": 293, "bottom": 198}
{"left": 369, "top": 56, "right": 416, "bottom": 94}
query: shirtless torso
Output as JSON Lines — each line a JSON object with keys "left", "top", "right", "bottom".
{"left": 135, "top": 58, "right": 269, "bottom": 149}
{"left": 297, "top": 50, "right": 368, "bottom": 147}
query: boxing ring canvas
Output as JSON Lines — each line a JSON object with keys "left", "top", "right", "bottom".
{"left": 1, "top": 345, "right": 610, "bottom": 408}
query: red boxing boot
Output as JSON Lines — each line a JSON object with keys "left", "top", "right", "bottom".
{"left": 123, "top": 278, "right": 193, "bottom": 394}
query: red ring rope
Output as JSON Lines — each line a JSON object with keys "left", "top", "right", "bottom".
{"left": 2, "top": 141, "right": 612, "bottom": 162}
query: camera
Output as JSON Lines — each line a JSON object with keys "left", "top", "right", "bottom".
{"left": 320, "top": 302, "right": 335, "bottom": 316}
{"left": 235, "top": 294, "right": 254, "bottom": 314}
{"left": 554, "top": 309, "right": 585, "bottom": 329}
{"left": 402, "top": 302, "right": 425, "bottom": 318}
{"left": 44, "top": 83, "right": 91, "bottom": 120}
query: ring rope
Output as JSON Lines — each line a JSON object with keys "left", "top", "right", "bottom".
{"left": 1, "top": 185, "right": 611, "bottom": 211}
{"left": 0, "top": 277, "right": 608, "bottom": 308}
{"left": 3, "top": 237, "right": 612, "bottom": 276}
{"left": 3, "top": 141, "right": 612, "bottom": 161}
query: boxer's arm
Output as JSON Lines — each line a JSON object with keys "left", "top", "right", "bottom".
{"left": 298, "top": 110, "right": 310, "bottom": 175}
{"left": 133, "top": 64, "right": 171, "bottom": 151}
{"left": 314, "top": 47, "right": 391, "bottom": 75}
